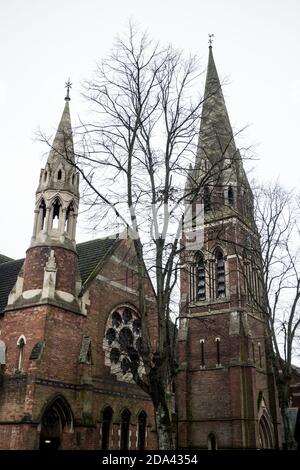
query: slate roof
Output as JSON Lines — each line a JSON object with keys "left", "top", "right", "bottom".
{"left": 0, "top": 259, "right": 24, "bottom": 313}
{"left": 0, "top": 254, "right": 13, "bottom": 264}
{"left": 76, "top": 237, "right": 119, "bottom": 284}
{"left": 0, "top": 237, "right": 119, "bottom": 313}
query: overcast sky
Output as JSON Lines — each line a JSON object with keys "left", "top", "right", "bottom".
{"left": 0, "top": 0, "right": 299, "bottom": 259}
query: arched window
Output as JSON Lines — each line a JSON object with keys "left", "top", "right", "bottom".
{"left": 200, "top": 339, "right": 205, "bottom": 368}
{"left": 65, "top": 203, "right": 74, "bottom": 234}
{"left": 17, "top": 336, "right": 26, "bottom": 371}
{"left": 52, "top": 199, "right": 61, "bottom": 229}
{"left": 39, "top": 395, "right": 73, "bottom": 450}
{"left": 137, "top": 411, "right": 147, "bottom": 450}
{"left": 57, "top": 169, "right": 62, "bottom": 180}
{"left": 208, "top": 433, "right": 217, "bottom": 450}
{"left": 258, "top": 343, "right": 262, "bottom": 368}
{"left": 103, "top": 306, "right": 143, "bottom": 382}
{"left": 203, "top": 185, "right": 211, "bottom": 212}
{"left": 39, "top": 199, "right": 46, "bottom": 231}
{"left": 0, "top": 340, "right": 6, "bottom": 365}
{"left": 215, "top": 250, "right": 226, "bottom": 298}
{"left": 120, "top": 408, "right": 131, "bottom": 450}
{"left": 101, "top": 407, "right": 113, "bottom": 450}
{"left": 196, "top": 253, "right": 206, "bottom": 301}
{"left": 252, "top": 341, "right": 255, "bottom": 364}
{"left": 228, "top": 185, "right": 234, "bottom": 206}
{"left": 215, "top": 337, "right": 221, "bottom": 366}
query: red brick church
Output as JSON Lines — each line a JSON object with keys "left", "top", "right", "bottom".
{"left": 0, "top": 46, "right": 281, "bottom": 449}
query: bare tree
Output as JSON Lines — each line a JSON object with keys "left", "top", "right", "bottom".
{"left": 41, "top": 25, "right": 245, "bottom": 449}
{"left": 252, "top": 183, "right": 300, "bottom": 449}
{"left": 224, "top": 182, "right": 300, "bottom": 449}
{"left": 72, "top": 25, "right": 241, "bottom": 449}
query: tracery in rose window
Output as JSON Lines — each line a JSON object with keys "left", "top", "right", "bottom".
{"left": 103, "top": 305, "right": 144, "bottom": 382}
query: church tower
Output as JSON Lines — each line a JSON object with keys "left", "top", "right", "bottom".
{"left": 0, "top": 87, "right": 85, "bottom": 449}
{"left": 176, "top": 45, "right": 281, "bottom": 449}
{"left": 8, "top": 85, "right": 81, "bottom": 311}
{"left": 0, "top": 85, "right": 159, "bottom": 450}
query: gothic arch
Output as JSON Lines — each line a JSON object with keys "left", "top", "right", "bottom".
{"left": 208, "top": 432, "right": 217, "bottom": 450}
{"left": 39, "top": 395, "right": 74, "bottom": 450}
{"left": 0, "top": 340, "right": 6, "bottom": 365}
{"left": 137, "top": 409, "right": 147, "bottom": 450}
{"left": 203, "top": 185, "right": 211, "bottom": 212}
{"left": 36, "top": 195, "right": 47, "bottom": 208}
{"left": 258, "top": 413, "right": 273, "bottom": 449}
{"left": 54, "top": 164, "right": 65, "bottom": 182}
{"left": 65, "top": 201, "right": 75, "bottom": 235}
{"left": 37, "top": 198, "right": 47, "bottom": 232}
{"left": 17, "top": 335, "right": 27, "bottom": 346}
{"left": 212, "top": 245, "right": 227, "bottom": 258}
{"left": 227, "top": 184, "right": 234, "bottom": 206}
{"left": 213, "top": 247, "right": 226, "bottom": 299}
{"left": 257, "top": 396, "right": 274, "bottom": 449}
{"left": 43, "top": 164, "right": 50, "bottom": 183}
{"left": 194, "top": 251, "right": 206, "bottom": 301}
{"left": 101, "top": 406, "right": 114, "bottom": 450}
{"left": 16, "top": 335, "right": 26, "bottom": 371}
{"left": 120, "top": 408, "right": 131, "bottom": 450}
{"left": 50, "top": 197, "right": 62, "bottom": 229}
{"left": 107, "top": 302, "right": 139, "bottom": 320}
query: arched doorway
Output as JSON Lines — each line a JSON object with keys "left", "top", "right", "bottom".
{"left": 39, "top": 396, "right": 73, "bottom": 450}
{"left": 258, "top": 414, "right": 273, "bottom": 449}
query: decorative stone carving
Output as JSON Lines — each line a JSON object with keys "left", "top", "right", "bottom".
{"left": 103, "top": 306, "right": 144, "bottom": 383}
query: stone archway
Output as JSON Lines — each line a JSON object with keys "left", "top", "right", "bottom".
{"left": 39, "top": 396, "right": 73, "bottom": 450}
{"left": 258, "top": 413, "right": 273, "bottom": 449}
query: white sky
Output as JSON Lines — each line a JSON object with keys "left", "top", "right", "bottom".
{"left": 0, "top": 0, "right": 300, "bottom": 259}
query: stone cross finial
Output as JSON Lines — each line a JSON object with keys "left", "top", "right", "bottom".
{"left": 65, "top": 79, "right": 72, "bottom": 101}
{"left": 208, "top": 33, "right": 214, "bottom": 47}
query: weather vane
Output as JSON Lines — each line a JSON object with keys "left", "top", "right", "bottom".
{"left": 65, "top": 78, "right": 72, "bottom": 100}
{"left": 208, "top": 33, "right": 214, "bottom": 47}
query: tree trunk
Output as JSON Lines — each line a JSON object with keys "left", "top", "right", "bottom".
{"left": 155, "top": 400, "right": 173, "bottom": 450}
{"left": 281, "top": 405, "right": 296, "bottom": 449}
{"left": 279, "top": 381, "right": 297, "bottom": 449}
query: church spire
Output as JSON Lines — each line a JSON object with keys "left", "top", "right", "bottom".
{"left": 31, "top": 86, "right": 79, "bottom": 249}
{"left": 196, "top": 43, "right": 236, "bottom": 170}
{"left": 187, "top": 44, "right": 253, "bottom": 221}
{"left": 47, "top": 90, "right": 74, "bottom": 166}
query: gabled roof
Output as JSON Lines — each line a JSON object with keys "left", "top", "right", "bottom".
{"left": 0, "top": 259, "right": 24, "bottom": 312}
{"left": 0, "top": 254, "right": 13, "bottom": 265}
{"left": 0, "top": 237, "right": 120, "bottom": 313}
{"left": 76, "top": 237, "right": 120, "bottom": 286}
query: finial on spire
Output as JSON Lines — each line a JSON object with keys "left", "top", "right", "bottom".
{"left": 65, "top": 79, "right": 72, "bottom": 101}
{"left": 208, "top": 33, "right": 214, "bottom": 48}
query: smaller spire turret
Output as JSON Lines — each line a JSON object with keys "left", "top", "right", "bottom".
{"left": 31, "top": 89, "right": 79, "bottom": 250}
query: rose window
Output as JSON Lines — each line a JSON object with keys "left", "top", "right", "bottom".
{"left": 103, "top": 306, "right": 144, "bottom": 382}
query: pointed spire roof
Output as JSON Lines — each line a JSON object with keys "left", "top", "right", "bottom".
{"left": 47, "top": 96, "right": 74, "bottom": 165}
{"left": 196, "top": 45, "right": 236, "bottom": 169}
{"left": 187, "top": 45, "right": 253, "bottom": 193}
{"left": 36, "top": 85, "right": 78, "bottom": 197}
